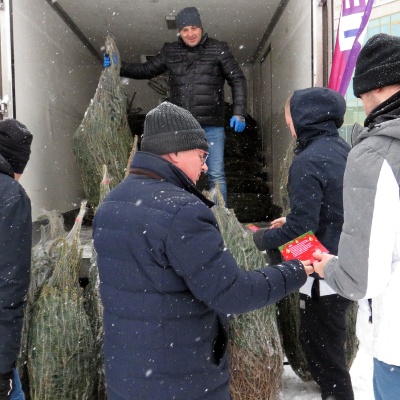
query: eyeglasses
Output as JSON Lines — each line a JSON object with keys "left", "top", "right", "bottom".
{"left": 199, "top": 151, "right": 209, "bottom": 166}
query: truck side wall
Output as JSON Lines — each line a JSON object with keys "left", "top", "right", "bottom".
{"left": 253, "top": 0, "right": 313, "bottom": 209}
{"left": 7, "top": 0, "right": 320, "bottom": 220}
{"left": 13, "top": 0, "right": 101, "bottom": 220}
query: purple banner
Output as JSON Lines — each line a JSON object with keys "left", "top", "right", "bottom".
{"left": 328, "top": 0, "right": 374, "bottom": 95}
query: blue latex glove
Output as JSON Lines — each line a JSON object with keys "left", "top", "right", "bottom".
{"left": 230, "top": 115, "right": 246, "bottom": 132}
{"left": 103, "top": 53, "right": 118, "bottom": 68}
{"left": 10, "top": 369, "right": 24, "bottom": 400}
{"left": 103, "top": 53, "right": 111, "bottom": 68}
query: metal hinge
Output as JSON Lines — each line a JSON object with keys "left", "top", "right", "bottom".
{"left": 0, "top": 95, "right": 9, "bottom": 115}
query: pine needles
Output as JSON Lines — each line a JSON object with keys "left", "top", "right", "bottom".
{"left": 27, "top": 202, "right": 95, "bottom": 400}
{"left": 73, "top": 36, "right": 133, "bottom": 207}
{"left": 210, "top": 195, "right": 283, "bottom": 400}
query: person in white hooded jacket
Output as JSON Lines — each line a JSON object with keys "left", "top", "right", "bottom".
{"left": 313, "top": 33, "right": 400, "bottom": 400}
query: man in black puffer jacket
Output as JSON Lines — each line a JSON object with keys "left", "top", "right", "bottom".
{"left": 0, "top": 119, "right": 33, "bottom": 400}
{"left": 104, "top": 6, "right": 247, "bottom": 205}
{"left": 93, "top": 102, "right": 313, "bottom": 400}
{"left": 253, "top": 87, "right": 354, "bottom": 400}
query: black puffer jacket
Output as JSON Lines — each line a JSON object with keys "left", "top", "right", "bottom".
{"left": 0, "top": 155, "right": 31, "bottom": 374}
{"left": 120, "top": 34, "right": 247, "bottom": 126}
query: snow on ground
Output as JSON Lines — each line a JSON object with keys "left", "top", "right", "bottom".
{"left": 280, "top": 345, "right": 374, "bottom": 399}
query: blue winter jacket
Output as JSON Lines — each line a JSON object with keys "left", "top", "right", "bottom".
{"left": 93, "top": 151, "right": 307, "bottom": 400}
{"left": 0, "top": 155, "right": 31, "bottom": 374}
{"left": 253, "top": 87, "right": 350, "bottom": 256}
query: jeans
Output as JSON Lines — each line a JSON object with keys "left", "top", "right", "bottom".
{"left": 9, "top": 368, "right": 24, "bottom": 400}
{"left": 373, "top": 358, "right": 400, "bottom": 400}
{"left": 202, "top": 126, "right": 227, "bottom": 205}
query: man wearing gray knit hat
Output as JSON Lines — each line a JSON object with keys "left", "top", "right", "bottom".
{"left": 141, "top": 101, "right": 208, "bottom": 156}
{"left": 313, "top": 33, "right": 400, "bottom": 400}
{"left": 93, "top": 102, "right": 313, "bottom": 400}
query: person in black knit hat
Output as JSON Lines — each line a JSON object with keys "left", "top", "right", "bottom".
{"left": 313, "top": 33, "right": 400, "bottom": 400}
{"left": 103, "top": 6, "right": 247, "bottom": 206}
{"left": 0, "top": 119, "right": 33, "bottom": 400}
{"left": 92, "top": 101, "right": 313, "bottom": 400}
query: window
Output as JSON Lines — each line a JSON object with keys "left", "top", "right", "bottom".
{"left": 339, "top": 9, "right": 400, "bottom": 142}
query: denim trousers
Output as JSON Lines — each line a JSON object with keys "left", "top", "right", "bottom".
{"left": 10, "top": 369, "right": 25, "bottom": 400}
{"left": 373, "top": 358, "right": 400, "bottom": 400}
{"left": 202, "top": 126, "right": 227, "bottom": 205}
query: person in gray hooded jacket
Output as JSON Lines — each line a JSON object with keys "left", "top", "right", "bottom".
{"left": 313, "top": 33, "right": 400, "bottom": 400}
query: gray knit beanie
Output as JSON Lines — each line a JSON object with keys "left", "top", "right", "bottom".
{"left": 353, "top": 33, "right": 400, "bottom": 98}
{"left": 141, "top": 102, "right": 208, "bottom": 155}
{"left": 176, "top": 7, "right": 202, "bottom": 31}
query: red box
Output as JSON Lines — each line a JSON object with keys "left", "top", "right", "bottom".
{"left": 279, "top": 231, "right": 328, "bottom": 263}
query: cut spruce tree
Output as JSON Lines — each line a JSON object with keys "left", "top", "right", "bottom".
{"left": 73, "top": 36, "right": 132, "bottom": 210}
{"left": 208, "top": 191, "right": 283, "bottom": 400}
{"left": 27, "top": 202, "right": 95, "bottom": 400}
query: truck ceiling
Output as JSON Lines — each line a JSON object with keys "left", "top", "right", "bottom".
{"left": 54, "top": 0, "right": 285, "bottom": 64}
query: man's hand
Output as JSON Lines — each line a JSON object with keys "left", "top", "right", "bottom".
{"left": 269, "top": 217, "right": 286, "bottom": 229}
{"left": 230, "top": 115, "right": 246, "bottom": 132}
{"left": 0, "top": 370, "right": 13, "bottom": 400}
{"left": 312, "top": 251, "right": 335, "bottom": 278}
{"left": 301, "top": 260, "right": 315, "bottom": 276}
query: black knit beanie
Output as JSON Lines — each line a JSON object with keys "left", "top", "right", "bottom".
{"left": 353, "top": 33, "right": 400, "bottom": 98}
{"left": 0, "top": 119, "right": 33, "bottom": 173}
{"left": 141, "top": 102, "right": 208, "bottom": 155}
{"left": 176, "top": 7, "right": 202, "bottom": 31}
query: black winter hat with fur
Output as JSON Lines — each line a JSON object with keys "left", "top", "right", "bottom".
{"left": 0, "top": 119, "right": 33, "bottom": 173}
{"left": 141, "top": 102, "right": 208, "bottom": 155}
{"left": 353, "top": 33, "right": 400, "bottom": 98}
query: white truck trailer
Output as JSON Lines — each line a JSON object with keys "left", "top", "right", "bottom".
{"left": 0, "top": 0, "right": 333, "bottom": 220}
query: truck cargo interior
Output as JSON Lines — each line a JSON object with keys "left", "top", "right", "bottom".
{"left": 0, "top": 0, "right": 333, "bottom": 224}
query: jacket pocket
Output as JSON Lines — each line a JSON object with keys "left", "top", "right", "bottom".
{"left": 199, "top": 55, "right": 219, "bottom": 76}
{"left": 166, "top": 56, "right": 184, "bottom": 75}
{"left": 212, "top": 316, "right": 228, "bottom": 365}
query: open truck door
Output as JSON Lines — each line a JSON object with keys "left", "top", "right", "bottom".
{"left": 0, "top": 0, "right": 14, "bottom": 119}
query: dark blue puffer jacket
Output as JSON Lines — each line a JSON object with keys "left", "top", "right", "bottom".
{"left": 0, "top": 155, "right": 31, "bottom": 374}
{"left": 253, "top": 87, "right": 351, "bottom": 256}
{"left": 92, "top": 151, "right": 307, "bottom": 400}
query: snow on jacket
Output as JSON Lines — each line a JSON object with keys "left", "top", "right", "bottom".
{"left": 253, "top": 88, "right": 350, "bottom": 293}
{"left": 324, "top": 91, "right": 400, "bottom": 367}
{"left": 120, "top": 34, "right": 247, "bottom": 127}
{"left": 0, "top": 154, "right": 31, "bottom": 374}
{"left": 92, "top": 151, "right": 307, "bottom": 400}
